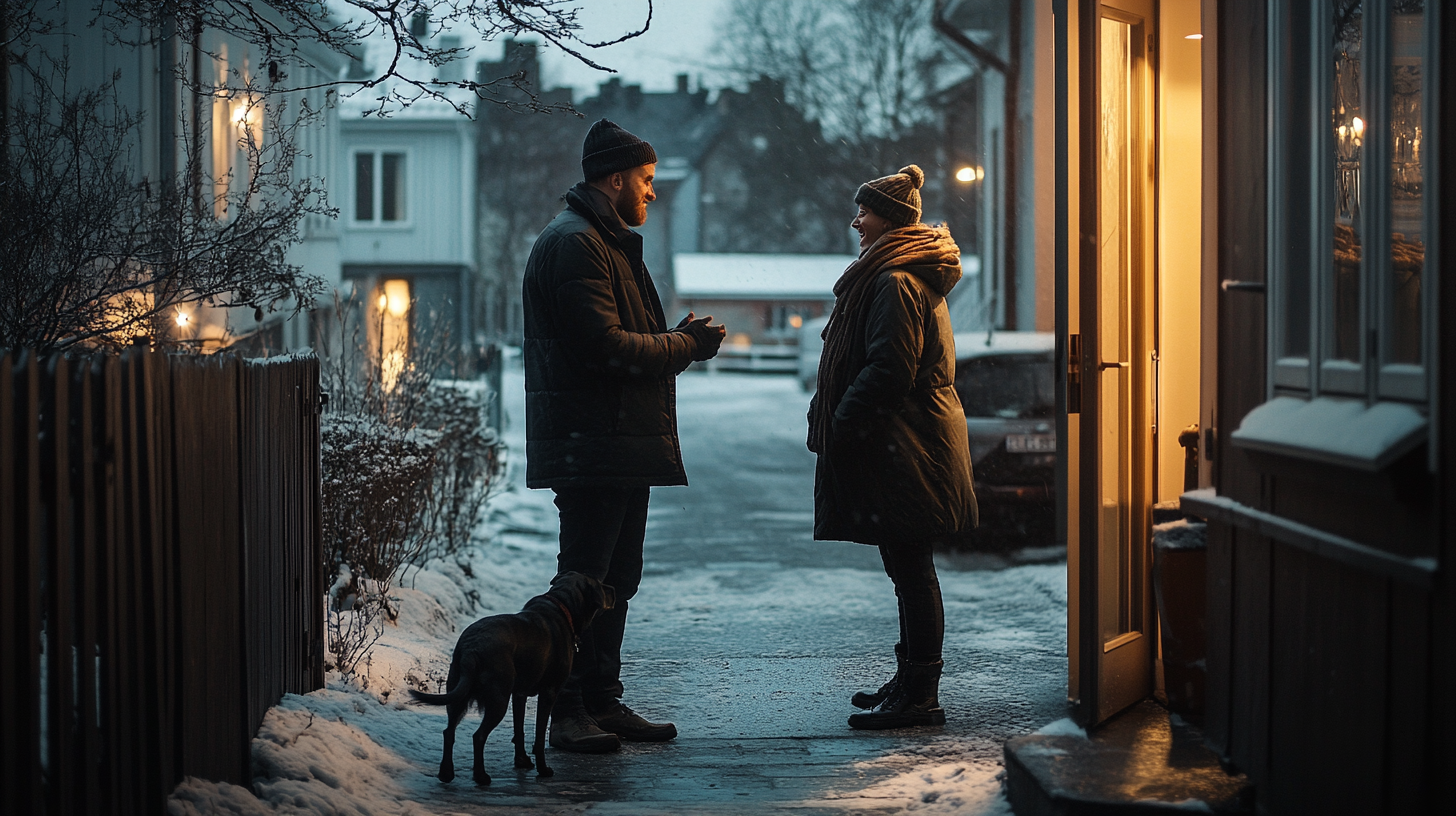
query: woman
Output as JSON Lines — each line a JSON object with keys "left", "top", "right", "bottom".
{"left": 808, "top": 164, "right": 977, "bottom": 730}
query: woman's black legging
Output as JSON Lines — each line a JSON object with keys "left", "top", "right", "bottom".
{"left": 878, "top": 541, "right": 944, "bottom": 663}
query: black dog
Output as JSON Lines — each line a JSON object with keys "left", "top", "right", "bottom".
{"left": 408, "top": 571, "right": 615, "bottom": 785}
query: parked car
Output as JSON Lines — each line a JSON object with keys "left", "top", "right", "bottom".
{"left": 952, "top": 331, "right": 1057, "bottom": 548}
{"left": 797, "top": 315, "right": 830, "bottom": 390}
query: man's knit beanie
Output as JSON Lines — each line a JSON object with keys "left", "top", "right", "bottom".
{"left": 855, "top": 164, "right": 924, "bottom": 227}
{"left": 581, "top": 119, "right": 658, "bottom": 181}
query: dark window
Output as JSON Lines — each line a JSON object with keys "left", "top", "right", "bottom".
{"left": 355, "top": 152, "right": 374, "bottom": 221}
{"left": 382, "top": 153, "right": 405, "bottom": 221}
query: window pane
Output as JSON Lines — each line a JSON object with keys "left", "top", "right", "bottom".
{"left": 382, "top": 153, "right": 406, "bottom": 221}
{"left": 355, "top": 152, "right": 374, "bottom": 221}
{"left": 1388, "top": 0, "right": 1425, "bottom": 365}
{"left": 1277, "top": 2, "right": 1313, "bottom": 359}
{"left": 1330, "top": 0, "right": 1363, "bottom": 363}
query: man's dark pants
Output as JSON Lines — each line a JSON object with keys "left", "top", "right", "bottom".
{"left": 553, "top": 483, "right": 650, "bottom": 712}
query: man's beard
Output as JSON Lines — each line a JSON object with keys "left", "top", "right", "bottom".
{"left": 615, "top": 193, "right": 648, "bottom": 227}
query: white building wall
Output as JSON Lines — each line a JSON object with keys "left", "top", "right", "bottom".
{"left": 339, "top": 120, "right": 475, "bottom": 268}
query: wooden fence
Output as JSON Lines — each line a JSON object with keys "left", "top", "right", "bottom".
{"left": 0, "top": 348, "right": 324, "bottom": 815}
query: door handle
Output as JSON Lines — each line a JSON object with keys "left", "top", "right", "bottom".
{"left": 1098, "top": 361, "right": 1129, "bottom": 370}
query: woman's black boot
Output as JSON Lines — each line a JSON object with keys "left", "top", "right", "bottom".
{"left": 847, "top": 659, "right": 945, "bottom": 730}
{"left": 851, "top": 643, "right": 905, "bottom": 709}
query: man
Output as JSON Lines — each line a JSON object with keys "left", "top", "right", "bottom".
{"left": 521, "top": 119, "right": 726, "bottom": 753}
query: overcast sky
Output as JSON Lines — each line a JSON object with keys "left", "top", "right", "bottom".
{"left": 495, "top": 0, "right": 735, "bottom": 100}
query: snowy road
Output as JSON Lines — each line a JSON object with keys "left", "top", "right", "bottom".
{"left": 171, "top": 367, "right": 1067, "bottom": 816}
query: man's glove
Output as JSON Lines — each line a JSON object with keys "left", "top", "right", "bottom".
{"left": 679, "top": 314, "right": 726, "bottom": 361}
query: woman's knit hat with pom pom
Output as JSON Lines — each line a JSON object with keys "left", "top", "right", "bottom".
{"left": 854, "top": 164, "right": 925, "bottom": 227}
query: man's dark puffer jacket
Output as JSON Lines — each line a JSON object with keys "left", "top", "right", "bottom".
{"left": 521, "top": 182, "right": 697, "bottom": 488}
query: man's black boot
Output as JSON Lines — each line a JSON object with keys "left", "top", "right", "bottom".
{"left": 549, "top": 699, "right": 622, "bottom": 753}
{"left": 851, "top": 643, "right": 905, "bottom": 709}
{"left": 847, "top": 659, "right": 946, "bottom": 730}
{"left": 590, "top": 702, "right": 678, "bottom": 742}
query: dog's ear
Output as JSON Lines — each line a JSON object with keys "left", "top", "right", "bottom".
{"left": 600, "top": 582, "right": 616, "bottom": 611}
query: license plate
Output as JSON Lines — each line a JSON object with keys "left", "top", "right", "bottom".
{"left": 1005, "top": 433, "right": 1056, "bottom": 453}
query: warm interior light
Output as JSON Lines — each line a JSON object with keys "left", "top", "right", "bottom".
{"left": 377, "top": 293, "right": 389, "bottom": 312}
{"left": 383, "top": 279, "right": 411, "bottom": 318}
{"left": 976, "top": 166, "right": 985, "bottom": 181}
{"left": 955, "top": 166, "right": 976, "bottom": 183}
{"left": 788, "top": 314, "right": 803, "bottom": 329}
{"left": 1185, "top": 33, "right": 1203, "bottom": 40}
{"left": 1352, "top": 116, "right": 1365, "bottom": 137}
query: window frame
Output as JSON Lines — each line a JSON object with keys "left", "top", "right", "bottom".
{"left": 1266, "top": 0, "right": 1436, "bottom": 406}
{"left": 350, "top": 148, "right": 412, "bottom": 228}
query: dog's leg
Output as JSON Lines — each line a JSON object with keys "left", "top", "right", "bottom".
{"left": 438, "top": 698, "right": 464, "bottom": 783}
{"left": 512, "top": 692, "right": 533, "bottom": 770}
{"left": 533, "top": 689, "right": 557, "bottom": 778}
{"left": 473, "top": 694, "right": 510, "bottom": 786}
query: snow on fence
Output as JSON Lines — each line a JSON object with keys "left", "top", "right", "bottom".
{"left": 0, "top": 348, "right": 324, "bottom": 815}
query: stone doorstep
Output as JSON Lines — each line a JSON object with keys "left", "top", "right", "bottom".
{"left": 1003, "top": 700, "right": 1254, "bottom": 816}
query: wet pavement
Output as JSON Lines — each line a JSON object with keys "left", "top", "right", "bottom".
{"left": 415, "top": 372, "right": 1068, "bottom": 814}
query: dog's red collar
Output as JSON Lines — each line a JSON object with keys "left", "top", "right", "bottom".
{"left": 547, "top": 596, "right": 575, "bottom": 637}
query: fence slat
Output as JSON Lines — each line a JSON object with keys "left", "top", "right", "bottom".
{"left": 75, "top": 355, "right": 105, "bottom": 814}
{"left": 18, "top": 352, "right": 48, "bottom": 814}
{"left": 43, "top": 355, "right": 79, "bottom": 816}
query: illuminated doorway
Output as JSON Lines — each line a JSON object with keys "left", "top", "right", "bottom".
{"left": 376, "top": 279, "right": 412, "bottom": 392}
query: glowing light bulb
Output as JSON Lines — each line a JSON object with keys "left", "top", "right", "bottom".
{"left": 384, "top": 280, "right": 411, "bottom": 318}
{"left": 176, "top": 311, "right": 190, "bottom": 327}
{"left": 1352, "top": 117, "right": 1365, "bottom": 137}
{"left": 1185, "top": 33, "right": 1203, "bottom": 40}
{"left": 955, "top": 166, "right": 976, "bottom": 183}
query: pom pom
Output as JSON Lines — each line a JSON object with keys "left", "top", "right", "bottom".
{"left": 900, "top": 164, "right": 925, "bottom": 189}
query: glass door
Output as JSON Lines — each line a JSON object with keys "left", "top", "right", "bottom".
{"left": 1078, "top": 0, "right": 1156, "bottom": 726}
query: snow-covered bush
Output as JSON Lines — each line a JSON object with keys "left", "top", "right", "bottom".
{"left": 321, "top": 414, "right": 439, "bottom": 672}
{"left": 315, "top": 293, "right": 504, "bottom": 678}
{"left": 412, "top": 382, "right": 505, "bottom": 567}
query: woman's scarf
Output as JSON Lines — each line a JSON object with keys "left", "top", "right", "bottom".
{"left": 809, "top": 224, "right": 960, "bottom": 454}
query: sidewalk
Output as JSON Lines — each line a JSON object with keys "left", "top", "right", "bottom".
{"left": 169, "top": 370, "right": 1068, "bottom": 816}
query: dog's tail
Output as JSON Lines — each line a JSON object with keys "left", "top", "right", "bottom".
{"left": 408, "top": 672, "right": 474, "bottom": 707}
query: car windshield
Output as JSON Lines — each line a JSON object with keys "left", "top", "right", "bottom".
{"left": 954, "top": 354, "right": 1055, "bottom": 419}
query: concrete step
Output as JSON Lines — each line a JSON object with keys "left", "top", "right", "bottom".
{"left": 1004, "top": 700, "right": 1253, "bottom": 815}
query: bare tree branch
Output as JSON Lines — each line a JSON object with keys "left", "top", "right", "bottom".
{"left": 97, "top": 0, "right": 654, "bottom": 117}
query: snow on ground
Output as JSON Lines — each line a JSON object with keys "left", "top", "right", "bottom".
{"left": 169, "top": 364, "right": 1059, "bottom": 815}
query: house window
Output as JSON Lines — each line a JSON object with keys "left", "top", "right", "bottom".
{"left": 354, "top": 151, "right": 407, "bottom": 223}
{"left": 1268, "top": 0, "right": 1434, "bottom": 403}
{"left": 765, "top": 305, "right": 806, "bottom": 338}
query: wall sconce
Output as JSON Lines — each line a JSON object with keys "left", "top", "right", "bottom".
{"left": 232, "top": 96, "right": 262, "bottom": 140}
{"left": 382, "top": 279, "right": 411, "bottom": 318}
